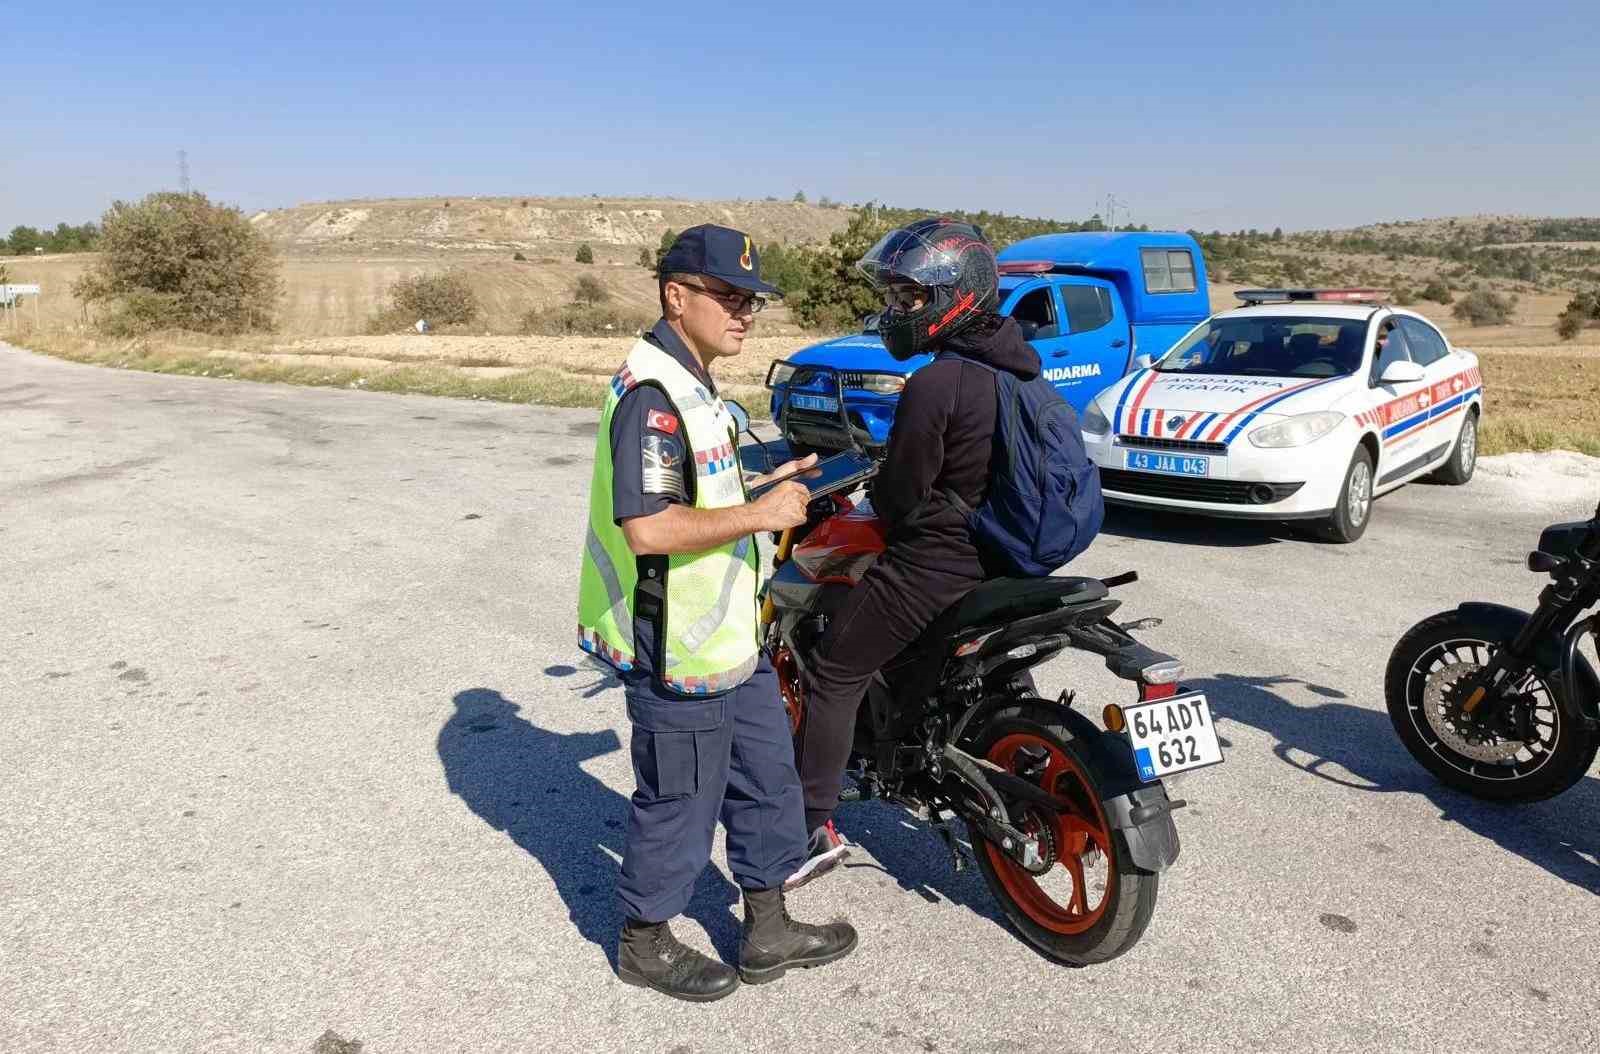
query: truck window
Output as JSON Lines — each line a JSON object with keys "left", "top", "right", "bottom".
{"left": 1060, "top": 285, "right": 1114, "bottom": 334}
{"left": 1141, "top": 249, "right": 1198, "bottom": 294}
{"left": 1009, "top": 287, "right": 1058, "bottom": 340}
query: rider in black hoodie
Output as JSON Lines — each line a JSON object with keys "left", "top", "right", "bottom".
{"left": 787, "top": 219, "right": 1041, "bottom": 887}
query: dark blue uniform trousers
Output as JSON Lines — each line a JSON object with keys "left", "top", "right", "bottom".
{"left": 617, "top": 655, "right": 808, "bottom": 923}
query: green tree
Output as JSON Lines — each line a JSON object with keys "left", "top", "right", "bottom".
{"left": 6, "top": 225, "right": 43, "bottom": 255}
{"left": 792, "top": 190, "right": 807, "bottom": 204}
{"left": 575, "top": 243, "right": 594, "bottom": 264}
{"left": 653, "top": 229, "right": 679, "bottom": 275}
{"left": 72, "top": 192, "right": 281, "bottom": 334}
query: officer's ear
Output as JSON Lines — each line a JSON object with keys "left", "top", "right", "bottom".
{"left": 660, "top": 274, "right": 689, "bottom": 321}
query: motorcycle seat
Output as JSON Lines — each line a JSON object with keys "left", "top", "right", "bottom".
{"left": 935, "top": 575, "right": 1109, "bottom": 636}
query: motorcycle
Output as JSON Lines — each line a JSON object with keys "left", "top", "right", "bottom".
{"left": 729, "top": 370, "right": 1219, "bottom": 965}
{"left": 1385, "top": 497, "right": 1600, "bottom": 801}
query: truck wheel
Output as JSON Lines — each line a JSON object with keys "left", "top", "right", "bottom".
{"left": 1319, "top": 446, "right": 1373, "bottom": 543}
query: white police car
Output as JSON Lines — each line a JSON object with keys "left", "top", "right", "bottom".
{"left": 1080, "top": 289, "right": 1484, "bottom": 542}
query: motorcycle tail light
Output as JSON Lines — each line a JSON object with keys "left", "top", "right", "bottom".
{"left": 1140, "top": 659, "right": 1184, "bottom": 685}
{"left": 1139, "top": 682, "right": 1179, "bottom": 701}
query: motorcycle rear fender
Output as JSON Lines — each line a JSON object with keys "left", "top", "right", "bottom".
{"left": 1455, "top": 602, "right": 1600, "bottom": 722}
{"left": 956, "top": 697, "right": 1181, "bottom": 872}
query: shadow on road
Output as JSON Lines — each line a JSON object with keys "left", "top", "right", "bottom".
{"left": 1098, "top": 505, "right": 1311, "bottom": 548}
{"left": 437, "top": 686, "right": 744, "bottom": 968}
{"left": 1198, "top": 672, "right": 1600, "bottom": 893}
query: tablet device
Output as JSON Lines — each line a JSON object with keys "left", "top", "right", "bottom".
{"left": 748, "top": 450, "right": 876, "bottom": 501}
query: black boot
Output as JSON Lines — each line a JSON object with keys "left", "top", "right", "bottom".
{"left": 617, "top": 918, "right": 740, "bottom": 1003}
{"left": 738, "top": 888, "right": 858, "bottom": 984}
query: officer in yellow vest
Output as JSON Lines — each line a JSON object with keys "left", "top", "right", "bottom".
{"left": 578, "top": 225, "right": 858, "bottom": 1002}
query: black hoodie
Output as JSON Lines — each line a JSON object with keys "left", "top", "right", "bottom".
{"left": 868, "top": 315, "right": 1041, "bottom": 572}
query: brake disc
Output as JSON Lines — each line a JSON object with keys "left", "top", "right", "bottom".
{"left": 1423, "top": 659, "right": 1535, "bottom": 763}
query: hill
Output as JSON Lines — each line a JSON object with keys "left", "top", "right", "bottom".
{"left": 245, "top": 196, "right": 853, "bottom": 258}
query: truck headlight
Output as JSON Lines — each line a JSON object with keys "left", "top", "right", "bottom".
{"left": 1248, "top": 411, "right": 1344, "bottom": 448}
{"left": 842, "top": 371, "right": 905, "bottom": 395}
{"left": 1081, "top": 400, "right": 1112, "bottom": 437}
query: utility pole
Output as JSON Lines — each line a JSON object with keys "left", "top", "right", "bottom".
{"left": 179, "top": 149, "right": 191, "bottom": 194}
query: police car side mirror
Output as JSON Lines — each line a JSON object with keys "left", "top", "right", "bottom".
{"left": 1133, "top": 353, "right": 1154, "bottom": 369}
{"left": 1379, "top": 360, "right": 1426, "bottom": 385}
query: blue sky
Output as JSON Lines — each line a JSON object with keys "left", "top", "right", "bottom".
{"left": 5, "top": 1, "right": 1597, "bottom": 233}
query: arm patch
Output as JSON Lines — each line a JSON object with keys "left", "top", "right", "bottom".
{"left": 641, "top": 433, "right": 688, "bottom": 500}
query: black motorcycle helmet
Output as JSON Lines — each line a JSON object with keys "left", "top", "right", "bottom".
{"left": 856, "top": 218, "right": 999, "bottom": 360}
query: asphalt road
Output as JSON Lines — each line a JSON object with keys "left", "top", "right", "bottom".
{"left": 3, "top": 343, "right": 1597, "bottom": 1054}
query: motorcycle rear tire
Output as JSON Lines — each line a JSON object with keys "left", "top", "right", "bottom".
{"left": 1384, "top": 610, "right": 1600, "bottom": 802}
{"left": 968, "top": 703, "right": 1159, "bottom": 966}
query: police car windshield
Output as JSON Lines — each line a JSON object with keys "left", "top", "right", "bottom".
{"left": 1157, "top": 316, "right": 1366, "bottom": 377}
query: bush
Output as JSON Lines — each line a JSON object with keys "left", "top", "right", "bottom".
{"left": 575, "top": 243, "right": 594, "bottom": 264}
{"left": 520, "top": 304, "right": 649, "bottom": 337}
{"left": 72, "top": 191, "right": 281, "bottom": 334}
{"left": 368, "top": 271, "right": 478, "bottom": 332}
{"left": 638, "top": 247, "right": 652, "bottom": 269}
{"left": 1556, "top": 311, "right": 1583, "bottom": 341}
{"left": 573, "top": 274, "right": 610, "bottom": 305}
{"left": 512, "top": 251, "right": 527, "bottom": 262}
{"left": 1451, "top": 288, "right": 1518, "bottom": 326}
{"left": 1419, "top": 279, "right": 1453, "bottom": 304}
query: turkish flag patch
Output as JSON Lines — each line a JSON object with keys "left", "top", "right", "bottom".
{"left": 646, "top": 409, "right": 679, "bottom": 435}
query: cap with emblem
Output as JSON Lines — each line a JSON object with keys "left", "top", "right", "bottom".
{"left": 659, "top": 225, "right": 779, "bottom": 295}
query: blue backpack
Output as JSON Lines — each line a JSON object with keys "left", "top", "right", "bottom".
{"left": 942, "top": 355, "right": 1104, "bottom": 577}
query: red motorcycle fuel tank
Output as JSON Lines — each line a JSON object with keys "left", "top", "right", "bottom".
{"left": 790, "top": 496, "right": 887, "bottom": 584}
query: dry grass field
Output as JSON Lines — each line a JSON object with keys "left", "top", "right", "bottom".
{"left": 5, "top": 198, "right": 1597, "bottom": 453}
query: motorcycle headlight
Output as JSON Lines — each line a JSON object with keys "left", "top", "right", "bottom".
{"left": 1248, "top": 411, "right": 1345, "bottom": 448}
{"left": 1081, "top": 400, "right": 1112, "bottom": 437}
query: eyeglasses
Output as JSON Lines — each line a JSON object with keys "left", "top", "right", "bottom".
{"left": 675, "top": 279, "right": 766, "bottom": 314}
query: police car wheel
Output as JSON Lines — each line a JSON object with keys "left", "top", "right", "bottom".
{"left": 1319, "top": 446, "right": 1374, "bottom": 544}
{"left": 1433, "top": 411, "right": 1478, "bottom": 486}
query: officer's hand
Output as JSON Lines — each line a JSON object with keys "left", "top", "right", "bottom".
{"left": 751, "top": 480, "right": 811, "bottom": 531}
{"left": 750, "top": 452, "right": 819, "bottom": 489}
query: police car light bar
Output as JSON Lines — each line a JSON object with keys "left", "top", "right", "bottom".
{"left": 1235, "top": 288, "right": 1389, "bottom": 305}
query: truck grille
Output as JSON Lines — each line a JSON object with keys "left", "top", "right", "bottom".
{"left": 1100, "top": 469, "right": 1305, "bottom": 506}
{"left": 1117, "top": 435, "right": 1229, "bottom": 455}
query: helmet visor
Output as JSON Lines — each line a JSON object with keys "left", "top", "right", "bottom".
{"left": 856, "top": 227, "right": 968, "bottom": 290}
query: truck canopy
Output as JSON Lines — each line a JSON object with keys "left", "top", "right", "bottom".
{"left": 996, "top": 231, "right": 1209, "bottom": 329}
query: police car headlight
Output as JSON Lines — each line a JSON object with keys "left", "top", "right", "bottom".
{"left": 766, "top": 362, "right": 797, "bottom": 388}
{"left": 1248, "top": 411, "right": 1345, "bottom": 448}
{"left": 1081, "top": 400, "right": 1112, "bottom": 437}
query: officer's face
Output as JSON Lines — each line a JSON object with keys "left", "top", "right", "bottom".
{"left": 669, "top": 276, "right": 755, "bottom": 360}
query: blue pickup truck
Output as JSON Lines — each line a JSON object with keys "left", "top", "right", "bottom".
{"left": 768, "top": 231, "right": 1210, "bottom": 452}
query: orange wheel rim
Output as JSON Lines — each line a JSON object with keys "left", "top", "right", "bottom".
{"left": 983, "top": 732, "right": 1116, "bottom": 934}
